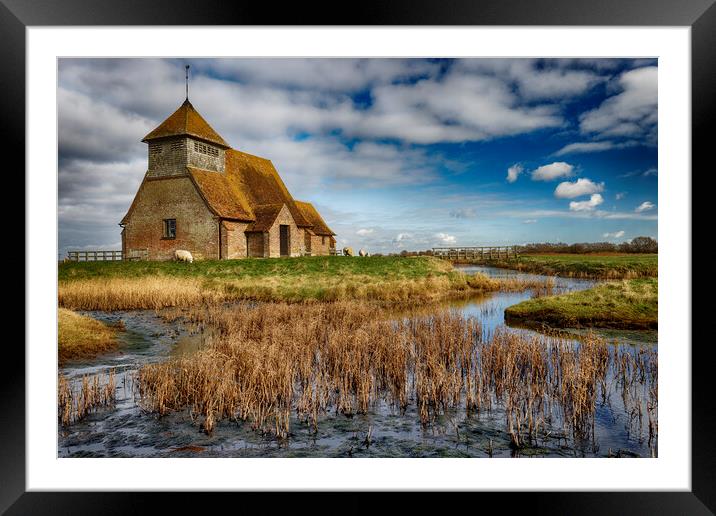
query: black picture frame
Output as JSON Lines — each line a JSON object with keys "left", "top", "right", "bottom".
{"left": 6, "top": 0, "right": 710, "bottom": 513}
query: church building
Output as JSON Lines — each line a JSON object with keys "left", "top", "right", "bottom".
{"left": 120, "top": 98, "right": 336, "bottom": 260}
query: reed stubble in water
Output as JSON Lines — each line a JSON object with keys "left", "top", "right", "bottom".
{"left": 58, "top": 370, "right": 116, "bottom": 425}
{"left": 134, "top": 302, "right": 657, "bottom": 451}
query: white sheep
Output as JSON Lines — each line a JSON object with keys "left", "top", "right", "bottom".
{"left": 359, "top": 248, "right": 369, "bottom": 257}
{"left": 174, "top": 249, "right": 193, "bottom": 263}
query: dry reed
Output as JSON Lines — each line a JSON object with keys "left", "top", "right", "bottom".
{"left": 58, "top": 370, "right": 116, "bottom": 425}
{"left": 135, "top": 302, "right": 657, "bottom": 449}
{"left": 58, "top": 273, "right": 555, "bottom": 311}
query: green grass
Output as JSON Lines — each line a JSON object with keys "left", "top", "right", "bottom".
{"left": 58, "top": 256, "right": 556, "bottom": 310}
{"left": 58, "top": 308, "right": 123, "bottom": 363}
{"left": 475, "top": 253, "right": 657, "bottom": 279}
{"left": 59, "top": 255, "right": 452, "bottom": 282}
{"left": 504, "top": 278, "right": 658, "bottom": 330}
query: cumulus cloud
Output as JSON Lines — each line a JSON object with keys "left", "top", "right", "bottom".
{"left": 602, "top": 230, "right": 625, "bottom": 238}
{"left": 455, "top": 59, "right": 603, "bottom": 101}
{"left": 435, "top": 233, "right": 457, "bottom": 244}
{"left": 506, "top": 164, "right": 524, "bottom": 183}
{"left": 554, "top": 178, "right": 605, "bottom": 199}
{"left": 579, "top": 66, "right": 657, "bottom": 143}
{"left": 531, "top": 162, "right": 574, "bottom": 181}
{"left": 569, "top": 193, "right": 604, "bottom": 211}
{"left": 616, "top": 192, "right": 626, "bottom": 200}
{"left": 206, "top": 58, "right": 440, "bottom": 92}
{"left": 635, "top": 201, "right": 655, "bottom": 213}
{"left": 356, "top": 228, "right": 374, "bottom": 236}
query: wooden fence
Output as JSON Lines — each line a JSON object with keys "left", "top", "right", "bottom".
{"left": 67, "top": 250, "right": 123, "bottom": 262}
{"left": 432, "top": 246, "right": 519, "bottom": 261}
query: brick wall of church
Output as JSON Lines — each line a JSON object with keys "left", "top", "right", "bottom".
{"left": 266, "top": 205, "right": 303, "bottom": 257}
{"left": 221, "top": 220, "right": 249, "bottom": 259}
{"left": 122, "top": 176, "right": 219, "bottom": 261}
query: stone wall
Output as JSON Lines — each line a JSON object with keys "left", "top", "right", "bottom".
{"left": 221, "top": 221, "right": 249, "bottom": 259}
{"left": 187, "top": 138, "right": 225, "bottom": 172}
{"left": 310, "top": 234, "right": 332, "bottom": 256}
{"left": 147, "top": 137, "right": 225, "bottom": 178}
{"left": 266, "top": 205, "right": 303, "bottom": 257}
{"left": 147, "top": 139, "right": 188, "bottom": 178}
{"left": 122, "top": 176, "right": 219, "bottom": 261}
{"left": 246, "top": 232, "right": 264, "bottom": 258}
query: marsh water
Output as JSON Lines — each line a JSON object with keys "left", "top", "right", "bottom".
{"left": 58, "top": 266, "right": 657, "bottom": 458}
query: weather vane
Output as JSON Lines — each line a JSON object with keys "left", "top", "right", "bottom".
{"left": 185, "top": 64, "right": 190, "bottom": 101}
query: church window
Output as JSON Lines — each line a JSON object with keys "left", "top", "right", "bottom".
{"left": 163, "top": 219, "right": 176, "bottom": 239}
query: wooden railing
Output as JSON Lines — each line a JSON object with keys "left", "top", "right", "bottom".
{"left": 67, "top": 250, "right": 124, "bottom": 262}
{"left": 432, "top": 246, "right": 519, "bottom": 261}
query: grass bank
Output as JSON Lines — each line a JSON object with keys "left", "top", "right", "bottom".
{"left": 58, "top": 308, "right": 123, "bottom": 363}
{"left": 504, "top": 278, "right": 658, "bottom": 330}
{"left": 462, "top": 253, "right": 657, "bottom": 279}
{"left": 58, "top": 256, "right": 553, "bottom": 310}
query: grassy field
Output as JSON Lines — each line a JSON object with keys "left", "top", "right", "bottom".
{"left": 58, "top": 256, "right": 554, "bottom": 310}
{"left": 472, "top": 253, "right": 657, "bottom": 279}
{"left": 504, "top": 278, "right": 658, "bottom": 330}
{"left": 58, "top": 308, "right": 123, "bottom": 363}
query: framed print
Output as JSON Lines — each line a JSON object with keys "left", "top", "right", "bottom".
{"left": 6, "top": 0, "right": 712, "bottom": 513}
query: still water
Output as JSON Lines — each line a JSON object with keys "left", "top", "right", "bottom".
{"left": 58, "top": 266, "right": 657, "bottom": 458}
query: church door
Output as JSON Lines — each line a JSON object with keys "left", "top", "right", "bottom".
{"left": 279, "top": 225, "right": 290, "bottom": 256}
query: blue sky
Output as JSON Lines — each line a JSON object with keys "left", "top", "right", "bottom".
{"left": 58, "top": 58, "right": 657, "bottom": 256}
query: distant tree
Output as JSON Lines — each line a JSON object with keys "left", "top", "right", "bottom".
{"left": 627, "top": 236, "right": 658, "bottom": 253}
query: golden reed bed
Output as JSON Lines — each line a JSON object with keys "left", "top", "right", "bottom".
{"left": 132, "top": 302, "right": 657, "bottom": 449}
{"left": 58, "top": 273, "right": 556, "bottom": 311}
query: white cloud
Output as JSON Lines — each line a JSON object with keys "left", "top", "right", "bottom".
{"left": 602, "top": 230, "right": 625, "bottom": 238}
{"left": 635, "top": 201, "right": 655, "bottom": 213}
{"left": 553, "top": 141, "right": 625, "bottom": 156}
{"left": 356, "top": 228, "right": 374, "bottom": 236}
{"left": 554, "top": 178, "right": 605, "bottom": 199}
{"left": 643, "top": 167, "right": 658, "bottom": 177}
{"left": 394, "top": 233, "right": 412, "bottom": 242}
{"left": 523, "top": 219, "right": 538, "bottom": 224}
{"left": 579, "top": 66, "right": 657, "bottom": 143}
{"left": 531, "top": 162, "right": 574, "bottom": 181}
{"left": 435, "top": 233, "right": 457, "bottom": 244}
{"left": 569, "top": 193, "right": 604, "bottom": 211}
{"left": 207, "top": 58, "right": 440, "bottom": 92}
{"left": 615, "top": 192, "right": 626, "bottom": 200}
{"left": 506, "top": 164, "right": 524, "bottom": 183}
{"left": 455, "top": 59, "right": 603, "bottom": 100}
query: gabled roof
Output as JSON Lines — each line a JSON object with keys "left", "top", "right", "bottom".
{"left": 142, "top": 100, "right": 230, "bottom": 148}
{"left": 225, "top": 150, "right": 312, "bottom": 227}
{"left": 245, "top": 204, "right": 285, "bottom": 232}
{"left": 295, "top": 201, "right": 335, "bottom": 236}
{"left": 188, "top": 167, "right": 253, "bottom": 221}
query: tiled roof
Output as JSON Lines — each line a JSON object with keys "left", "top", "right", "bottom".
{"left": 188, "top": 167, "right": 253, "bottom": 221}
{"left": 295, "top": 201, "right": 335, "bottom": 236}
{"left": 142, "top": 100, "right": 229, "bottom": 148}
